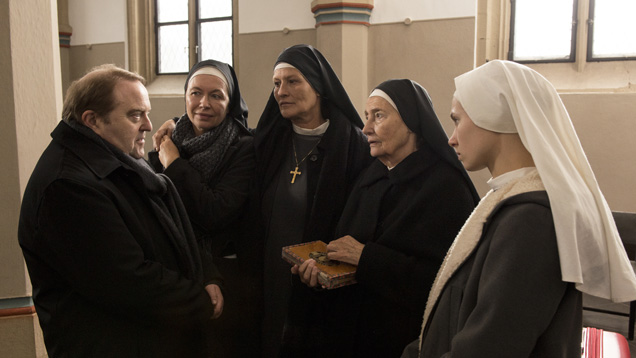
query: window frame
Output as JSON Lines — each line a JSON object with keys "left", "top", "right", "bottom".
{"left": 154, "top": 0, "right": 190, "bottom": 75}
{"left": 195, "top": 0, "right": 235, "bottom": 65}
{"left": 152, "top": 0, "right": 235, "bottom": 76}
{"left": 508, "top": 0, "right": 579, "bottom": 64}
{"left": 586, "top": 0, "right": 636, "bottom": 62}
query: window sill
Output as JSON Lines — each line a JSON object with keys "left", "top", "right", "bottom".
{"left": 146, "top": 74, "right": 187, "bottom": 97}
{"left": 527, "top": 60, "right": 636, "bottom": 93}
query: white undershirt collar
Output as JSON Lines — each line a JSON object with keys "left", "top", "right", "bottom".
{"left": 292, "top": 119, "right": 330, "bottom": 136}
{"left": 487, "top": 167, "right": 537, "bottom": 191}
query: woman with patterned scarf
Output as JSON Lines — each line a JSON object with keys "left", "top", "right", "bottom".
{"left": 149, "top": 59, "right": 256, "bottom": 358}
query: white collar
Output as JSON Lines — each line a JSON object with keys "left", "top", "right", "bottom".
{"left": 487, "top": 167, "right": 537, "bottom": 191}
{"left": 292, "top": 119, "right": 330, "bottom": 136}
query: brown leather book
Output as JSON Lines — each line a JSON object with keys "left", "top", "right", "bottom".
{"left": 282, "top": 240, "right": 357, "bottom": 289}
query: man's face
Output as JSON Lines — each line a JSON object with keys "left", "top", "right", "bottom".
{"left": 93, "top": 80, "right": 152, "bottom": 159}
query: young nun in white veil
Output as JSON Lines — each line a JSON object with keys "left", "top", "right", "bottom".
{"left": 403, "top": 60, "right": 636, "bottom": 358}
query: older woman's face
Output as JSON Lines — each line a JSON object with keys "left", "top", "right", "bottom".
{"left": 186, "top": 74, "right": 230, "bottom": 136}
{"left": 449, "top": 97, "right": 500, "bottom": 172}
{"left": 273, "top": 67, "right": 321, "bottom": 123}
{"left": 363, "top": 96, "right": 418, "bottom": 167}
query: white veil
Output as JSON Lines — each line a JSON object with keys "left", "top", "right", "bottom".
{"left": 454, "top": 60, "right": 636, "bottom": 302}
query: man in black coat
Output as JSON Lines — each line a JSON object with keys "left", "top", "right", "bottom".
{"left": 18, "top": 64, "right": 223, "bottom": 358}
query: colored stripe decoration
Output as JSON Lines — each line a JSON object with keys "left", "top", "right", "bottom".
{"left": 59, "top": 32, "right": 72, "bottom": 48}
{"left": 311, "top": 2, "right": 374, "bottom": 27}
{"left": 0, "top": 296, "right": 35, "bottom": 318}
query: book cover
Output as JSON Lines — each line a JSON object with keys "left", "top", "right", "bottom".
{"left": 282, "top": 240, "right": 357, "bottom": 289}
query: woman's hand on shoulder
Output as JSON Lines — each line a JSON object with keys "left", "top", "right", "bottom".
{"left": 152, "top": 119, "right": 177, "bottom": 150}
{"left": 157, "top": 136, "right": 180, "bottom": 168}
{"left": 326, "top": 235, "right": 364, "bottom": 266}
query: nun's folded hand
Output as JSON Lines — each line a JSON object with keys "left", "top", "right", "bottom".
{"left": 291, "top": 259, "right": 321, "bottom": 288}
{"left": 327, "top": 236, "right": 364, "bottom": 266}
{"left": 152, "top": 119, "right": 177, "bottom": 150}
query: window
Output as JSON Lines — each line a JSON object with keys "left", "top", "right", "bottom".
{"left": 508, "top": 0, "right": 635, "bottom": 63}
{"left": 509, "top": 0, "right": 578, "bottom": 62}
{"left": 587, "top": 0, "right": 636, "bottom": 60}
{"left": 155, "top": 0, "right": 234, "bottom": 74}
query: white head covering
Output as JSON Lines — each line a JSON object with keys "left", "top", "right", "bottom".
{"left": 454, "top": 60, "right": 636, "bottom": 302}
{"left": 188, "top": 66, "right": 229, "bottom": 91}
{"left": 274, "top": 62, "right": 297, "bottom": 71}
{"left": 369, "top": 88, "right": 399, "bottom": 114}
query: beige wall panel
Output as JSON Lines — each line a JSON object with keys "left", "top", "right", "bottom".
{"left": 530, "top": 61, "right": 636, "bottom": 92}
{"left": 2, "top": 0, "right": 58, "bottom": 354}
{"left": 0, "top": 0, "right": 23, "bottom": 302}
{"left": 68, "top": 42, "right": 126, "bottom": 85}
{"left": 561, "top": 93, "right": 636, "bottom": 212}
{"left": 60, "top": 48, "right": 72, "bottom": 96}
{"left": 0, "top": 315, "right": 46, "bottom": 358}
{"left": 368, "top": 17, "right": 492, "bottom": 195}
{"left": 5, "top": 0, "right": 62, "bottom": 300}
{"left": 316, "top": 24, "right": 370, "bottom": 118}
{"left": 144, "top": 96, "right": 186, "bottom": 157}
{"left": 368, "top": 18, "right": 475, "bottom": 104}
{"left": 237, "top": 30, "right": 316, "bottom": 128}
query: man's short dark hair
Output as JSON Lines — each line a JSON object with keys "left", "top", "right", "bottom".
{"left": 62, "top": 64, "right": 145, "bottom": 124}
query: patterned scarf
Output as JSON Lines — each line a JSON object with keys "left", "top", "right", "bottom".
{"left": 171, "top": 114, "right": 240, "bottom": 183}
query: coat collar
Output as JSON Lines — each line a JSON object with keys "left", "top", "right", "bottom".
{"left": 359, "top": 149, "right": 438, "bottom": 187}
{"left": 51, "top": 121, "right": 123, "bottom": 179}
{"left": 418, "top": 170, "right": 546, "bottom": 350}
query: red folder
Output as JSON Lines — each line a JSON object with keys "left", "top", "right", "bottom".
{"left": 582, "top": 327, "right": 630, "bottom": 358}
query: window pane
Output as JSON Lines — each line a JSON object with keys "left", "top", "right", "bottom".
{"left": 158, "top": 24, "right": 189, "bottom": 73}
{"left": 199, "top": 20, "right": 233, "bottom": 66}
{"left": 512, "top": 0, "right": 575, "bottom": 61}
{"left": 199, "top": 0, "right": 232, "bottom": 19}
{"left": 157, "top": 0, "right": 188, "bottom": 23}
{"left": 591, "top": 0, "right": 636, "bottom": 58}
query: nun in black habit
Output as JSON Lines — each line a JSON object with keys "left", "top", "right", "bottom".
{"left": 287, "top": 79, "right": 479, "bottom": 357}
{"left": 149, "top": 59, "right": 257, "bottom": 358}
{"left": 250, "top": 44, "right": 373, "bottom": 357}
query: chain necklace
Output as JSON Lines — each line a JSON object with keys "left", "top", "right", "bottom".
{"left": 290, "top": 137, "right": 321, "bottom": 184}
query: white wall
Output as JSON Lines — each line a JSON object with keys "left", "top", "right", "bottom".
{"left": 66, "top": 0, "right": 476, "bottom": 42}
{"left": 371, "top": 0, "right": 475, "bottom": 23}
{"left": 68, "top": 0, "right": 127, "bottom": 45}
{"left": 239, "top": 0, "right": 315, "bottom": 34}
{"left": 238, "top": 0, "right": 476, "bottom": 34}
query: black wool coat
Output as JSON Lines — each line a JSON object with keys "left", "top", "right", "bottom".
{"left": 282, "top": 149, "right": 476, "bottom": 358}
{"left": 19, "top": 122, "right": 220, "bottom": 358}
{"left": 407, "top": 191, "right": 582, "bottom": 358}
{"left": 149, "top": 129, "right": 258, "bottom": 358}
{"left": 149, "top": 132, "right": 255, "bottom": 260}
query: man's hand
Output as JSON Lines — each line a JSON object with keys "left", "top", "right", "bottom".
{"left": 204, "top": 284, "right": 224, "bottom": 319}
{"left": 152, "top": 119, "right": 177, "bottom": 150}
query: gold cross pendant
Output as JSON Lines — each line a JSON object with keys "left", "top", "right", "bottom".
{"left": 290, "top": 166, "right": 301, "bottom": 184}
